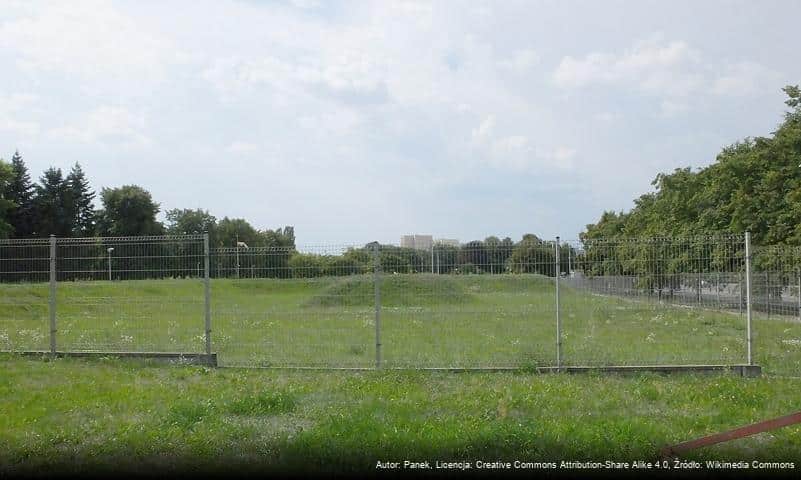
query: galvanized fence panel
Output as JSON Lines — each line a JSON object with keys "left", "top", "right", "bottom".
{"left": 0, "top": 238, "right": 52, "bottom": 352}
{"left": 209, "top": 244, "right": 375, "bottom": 367}
{"left": 377, "top": 239, "right": 558, "bottom": 368}
{"left": 562, "top": 235, "right": 749, "bottom": 366}
{"left": 54, "top": 235, "right": 206, "bottom": 353}
{"left": 2, "top": 232, "right": 801, "bottom": 373}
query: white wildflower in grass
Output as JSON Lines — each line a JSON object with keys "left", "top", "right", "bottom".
{"left": 120, "top": 335, "right": 134, "bottom": 344}
{"left": 646, "top": 332, "right": 656, "bottom": 343}
{"left": 782, "top": 339, "right": 801, "bottom": 347}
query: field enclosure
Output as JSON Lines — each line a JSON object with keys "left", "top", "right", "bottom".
{"left": 1, "top": 234, "right": 800, "bottom": 374}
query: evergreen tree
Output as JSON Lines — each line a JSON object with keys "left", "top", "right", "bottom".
{"left": 6, "top": 150, "right": 36, "bottom": 238}
{"left": 0, "top": 159, "right": 16, "bottom": 238}
{"left": 32, "top": 167, "right": 72, "bottom": 237}
{"left": 65, "top": 162, "right": 96, "bottom": 236}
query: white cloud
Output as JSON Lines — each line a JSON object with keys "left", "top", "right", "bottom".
{"left": 711, "top": 61, "right": 783, "bottom": 96}
{"left": 552, "top": 36, "right": 784, "bottom": 106}
{"left": 594, "top": 112, "right": 622, "bottom": 123}
{"left": 49, "top": 106, "right": 150, "bottom": 147}
{"left": 553, "top": 37, "right": 702, "bottom": 97}
{"left": 498, "top": 49, "right": 540, "bottom": 72}
{"left": 659, "top": 100, "right": 690, "bottom": 117}
{"left": 0, "top": 1, "right": 175, "bottom": 83}
{"left": 226, "top": 141, "right": 258, "bottom": 155}
{"left": 203, "top": 51, "right": 389, "bottom": 105}
{"left": 0, "top": 93, "right": 40, "bottom": 137}
{"left": 469, "top": 115, "right": 576, "bottom": 172}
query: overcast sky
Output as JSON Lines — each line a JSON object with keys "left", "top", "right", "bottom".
{"left": 0, "top": 0, "right": 798, "bottom": 246}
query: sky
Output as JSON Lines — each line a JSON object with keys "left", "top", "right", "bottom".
{"left": 0, "top": 0, "right": 798, "bottom": 247}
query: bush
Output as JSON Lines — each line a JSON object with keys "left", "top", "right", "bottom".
{"left": 288, "top": 253, "right": 326, "bottom": 278}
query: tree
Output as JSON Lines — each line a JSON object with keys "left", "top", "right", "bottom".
{"left": 32, "top": 167, "right": 72, "bottom": 237}
{"left": 166, "top": 208, "right": 218, "bottom": 244}
{"left": 507, "top": 234, "right": 555, "bottom": 275}
{"left": 458, "top": 240, "right": 488, "bottom": 273}
{"left": 216, "top": 217, "right": 260, "bottom": 248}
{"left": 96, "top": 185, "right": 164, "bottom": 236}
{"left": 582, "top": 85, "right": 801, "bottom": 247}
{"left": 65, "top": 162, "right": 96, "bottom": 236}
{"left": 0, "top": 159, "right": 16, "bottom": 238}
{"left": 262, "top": 226, "right": 295, "bottom": 249}
{"left": 6, "top": 151, "right": 36, "bottom": 238}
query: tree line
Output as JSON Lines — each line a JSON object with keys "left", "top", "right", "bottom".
{"left": 576, "top": 84, "right": 801, "bottom": 296}
{"left": 0, "top": 151, "right": 295, "bottom": 249}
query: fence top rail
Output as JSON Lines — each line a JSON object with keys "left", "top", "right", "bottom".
{"left": 0, "top": 234, "right": 207, "bottom": 245}
{"left": 572, "top": 233, "right": 745, "bottom": 245}
{"left": 58, "top": 234, "right": 207, "bottom": 244}
{"left": 0, "top": 238, "right": 52, "bottom": 245}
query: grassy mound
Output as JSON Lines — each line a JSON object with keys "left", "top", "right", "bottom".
{"left": 304, "top": 274, "right": 473, "bottom": 307}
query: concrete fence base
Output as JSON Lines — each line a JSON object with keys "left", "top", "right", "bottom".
{"left": 4, "top": 351, "right": 218, "bottom": 367}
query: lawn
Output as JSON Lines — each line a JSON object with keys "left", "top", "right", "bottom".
{"left": 2, "top": 274, "right": 801, "bottom": 374}
{"left": 0, "top": 356, "right": 800, "bottom": 475}
{"left": 2, "top": 275, "right": 801, "bottom": 474}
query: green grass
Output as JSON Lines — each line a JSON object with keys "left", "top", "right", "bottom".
{"left": 2, "top": 274, "right": 801, "bottom": 374}
{"left": 0, "top": 356, "right": 800, "bottom": 475}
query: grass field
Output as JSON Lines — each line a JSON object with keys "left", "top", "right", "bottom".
{"left": 2, "top": 275, "right": 801, "bottom": 474}
{"left": 2, "top": 274, "right": 801, "bottom": 374}
{"left": 1, "top": 356, "right": 800, "bottom": 475}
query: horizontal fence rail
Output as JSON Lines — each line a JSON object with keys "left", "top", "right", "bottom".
{"left": 1, "top": 233, "right": 800, "bottom": 373}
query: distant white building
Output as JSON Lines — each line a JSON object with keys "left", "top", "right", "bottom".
{"left": 434, "top": 238, "right": 459, "bottom": 247}
{"left": 401, "top": 234, "right": 459, "bottom": 250}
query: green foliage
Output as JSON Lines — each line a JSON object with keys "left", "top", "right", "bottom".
{"left": 507, "top": 234, "right": 555, "bottom": 275}
{"left": 583, "top": 85, "right": 801, "bottom": 246}
{"left": 32, "top": 167, "right": 72, "bottom": 236}
{"left": 216, "top": 217, "right": 259, "bottom": 248}
{"left": 65, "top": 162, "right": 96, "bottom": 236}
{"left": 166, "top": 208, "right": 217, "bottom": 243}
{"left": 288, "top": 253, "right": 326, "bottom": 278}
{"left": 96, "top": 185, "right": 164, "bottom": 236}
{"left": 0, "top": 159, "right": 16, "bottom": 238}
{"left": 5, "top": 151, "right": 35, "bottom": 238}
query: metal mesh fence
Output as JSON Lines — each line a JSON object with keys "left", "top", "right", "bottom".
{"left": 0, "top": 238, "right": 51, "bottom": 352}
{"left": 1, "top": 235, "right": 206, "bottom": 354}
{"left": 1, "top": 232, "right": 800, "bottom": 373}
{"left": 563, "top": 235, "right": 748, "bottom": 366}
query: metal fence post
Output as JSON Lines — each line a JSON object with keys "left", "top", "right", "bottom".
{"left": 555, "top": 237, "right": 561, "bottom": 369}
{"left": 49, "top": 235, "right": 57, "bottom": 354}
{"left": 745, "top": 232, "right": 753, "bottom": 365}
{"left": 203, "top": 233, "right": 212, "bottom": 356}
{"left": 739, "top": 271, "right": 743, "bottom": 318}
{"left": 373, "top": 243, "right": 382, "bottom": 369}
{"left": 797, "top": 268, "right": 800, "bottom": 323}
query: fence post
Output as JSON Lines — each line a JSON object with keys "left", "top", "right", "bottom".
{"left": 48, "top": 235, "right": 57, "bottom": 354}
{"left": 797, "top": 268, "right": 800, "bottom": 323}
{"left": 745, "top": 232, "right": 753, "bottom": 366}
{"left": 203, "top": 233, "right": 212, "bottom": 356}
{"left": 373, "top": 243, "right": 382, "bottom": 369}
{"left": 739, "top": 271, "right": 743, "bottom": 318}
{"left": 555, "top": 237, "right": 561, "bottom": 370}
{"left": 766, "top": 271, "right": 770, "bottom": 319}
